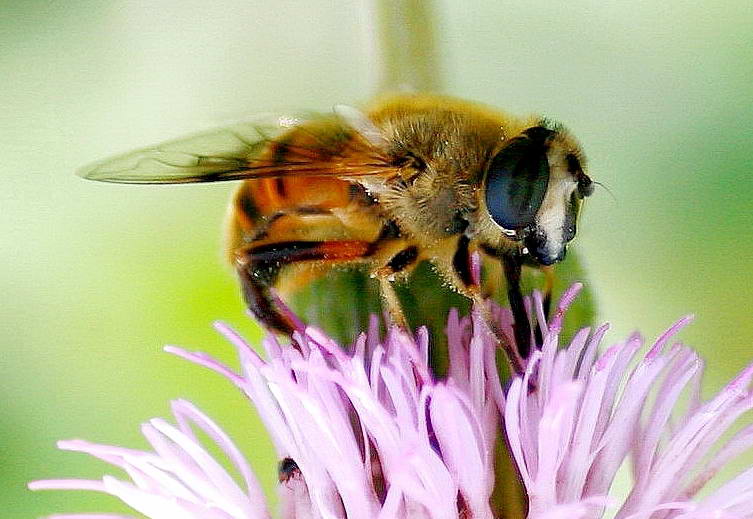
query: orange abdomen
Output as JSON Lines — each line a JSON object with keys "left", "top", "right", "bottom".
{"left": 234, "top": 175, "right": 354, "bottom": 229}
{"left": 225, "top": 120, "right": 379, "bottom": 261}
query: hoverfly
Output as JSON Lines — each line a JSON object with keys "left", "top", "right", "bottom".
{"left": 81, "top": 94, "right": 593, "bottom": 361}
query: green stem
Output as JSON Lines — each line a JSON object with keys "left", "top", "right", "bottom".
{"left": 369, "top": 0, "right": 443, "bottom": 93}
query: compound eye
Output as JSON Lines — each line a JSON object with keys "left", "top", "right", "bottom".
{"left": 484, "top": 127, "right": 552, "bottom": 231}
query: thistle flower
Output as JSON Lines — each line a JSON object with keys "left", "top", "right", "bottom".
{"left": 506, "top": 291, "right": 753, "bottom": 518}
{"left": 30, "top": 285, "right": 753, "bottom": 518}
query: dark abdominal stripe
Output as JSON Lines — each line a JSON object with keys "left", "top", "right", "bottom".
{"left": 386, "top": 246, "right": 419, "bottom": 273}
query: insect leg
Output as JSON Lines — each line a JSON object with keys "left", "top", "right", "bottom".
{"left": 453, "top": 236, "right": 524, "bottom": 374}
{"left": 541, "top": 265, "right": 555, "bottom": 318}
{"left": 502, "top": 254, "right": 533, "bottom": 359}
{"left": 378, "top": 277, "right": 409, "bottom": 331}
{"left": 235, "top": 240, "right": 372, "bottom": 334}
{"left": 375, "top": 245, "right": 420, "bottom": 331}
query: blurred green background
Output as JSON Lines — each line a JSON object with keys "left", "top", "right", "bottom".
{"left": 2, "top": 1, "right": 752, "bottom": 516}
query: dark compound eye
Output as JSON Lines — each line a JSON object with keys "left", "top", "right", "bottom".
{"left": 485, "top": 127, "right": 553, "bottom": 231}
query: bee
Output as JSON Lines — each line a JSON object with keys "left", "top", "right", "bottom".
{"left": 80, "top": 94, "right": 593, "bottom": 361}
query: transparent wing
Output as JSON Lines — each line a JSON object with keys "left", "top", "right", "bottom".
{"left": 78, "top": 112, "right": 394, "bottom": 184}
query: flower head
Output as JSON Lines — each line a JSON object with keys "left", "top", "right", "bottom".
{"left": 506, "top": 296, "right": 753, "bottom": 519}
{"left": 31, "top": 285, "right": 753, "bottom": 518}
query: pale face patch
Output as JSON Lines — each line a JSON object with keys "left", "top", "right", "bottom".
{"left": 527, "top": 147, "right": 579, "bottom": 264}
